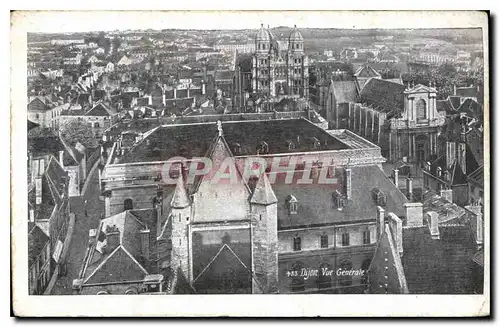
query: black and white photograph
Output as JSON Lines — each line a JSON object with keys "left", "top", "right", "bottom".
{"left": 11, "top": 10, "right": 489, "bottom": 317}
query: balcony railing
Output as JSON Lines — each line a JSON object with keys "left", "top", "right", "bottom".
{"left": 390, "top": 116, "right": 445, "bottom": 129}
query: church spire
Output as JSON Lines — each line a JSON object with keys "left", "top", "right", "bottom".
{"left": 251, "top": 172, "right": 277, "bottom": 205}
{"left": 171, "top": 170, "right": 190, "bottom": 209}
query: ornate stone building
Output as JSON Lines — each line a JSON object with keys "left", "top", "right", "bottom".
{"left": 95, "top": 118, "right": 415, "bottom": 294}
{"left": 233, "top": 25, "right": 309, "bottom": 108}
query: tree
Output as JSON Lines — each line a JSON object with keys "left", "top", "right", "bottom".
{"left": 59, "top": 120, "right": 98, "bottom": 149}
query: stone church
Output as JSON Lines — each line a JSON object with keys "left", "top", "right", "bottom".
{"left": 233, "top": 24, "right": 310, "bottom": 108}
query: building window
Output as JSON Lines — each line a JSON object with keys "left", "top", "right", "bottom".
{"left": 341, "top": 232, "right": 350, "bottom": 246}
{"left": 416, "top": 99, "right": 427, "bottom": 119}
{"left": 287, "top": 195, "right": 298, "bottom": 214}
{"left": 293, "top": 235, "right": 301, "bottom": 251}
{"left": 320, "top": 234, "right": 328, "bottom": 248}
{"left": 363, "top": 230, "right": 371, "bottom": 245}
{"left": 124, "top": 198, "right": 133, "bottom": 210}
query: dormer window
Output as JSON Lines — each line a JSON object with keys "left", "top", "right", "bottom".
{"left": 286, "top": 140, "right": 296, "bottom": 150}
{"left": 232, "top": 143, "right": 241, "bottom": 155}
{"left": 286, "top": 195, "right": 298, "bottom": 214}
{"left": 257, "top": 141, "right": 269, "bottom": 155}
{"left": 372, "top": 188, "right": 387, "bottom": 207}
{"left": 311, "top": 137, "right": 321, "bottom": 150}
{"left": 332, "top": 190, "right": 346, "bottom": 210}
{"left": 437, "top": 166, "right": 442, "bottom": 177}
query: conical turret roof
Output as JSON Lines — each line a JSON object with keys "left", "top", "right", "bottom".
{"left": 171, "top": 172, "right": 190, "bottom": 209}
{"left": 250, "top": 173, "right": 277, "bottom": 205}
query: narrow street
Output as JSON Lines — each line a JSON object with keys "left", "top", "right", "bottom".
{"left": 51, "top": 168, "right": 104, "bottom": 295}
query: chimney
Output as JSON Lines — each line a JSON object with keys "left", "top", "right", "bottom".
{"left": 440, "top": 189, "right": 453, "bottom": 203}
{"left": 376, "top": 206, "right": 385, "bottom": 239}
{"left": 426, "top": 211, "right": 440, "bottom": 239}
{"left": 59, "top": 150, "right": 65, "bottom": 168}
{"left": 35, "top": 177, "right": 43, "bottom": 205}
{"left": 387, "top": 212, "right": 403, "bottom": 256}
{"left": 88, "top": 229, "right": 97, "bottom": 245}
{"left": 392, "top": 169, "right": 399, "bottom": 188}
{"left": 457, "top": 141, "right": 466, "bottom": 175}
{"left": 345, "top": 168, "right": 352, "bottom": 200}
{"left": 454, "top": 84, "right": 457, "bottom": 95}
{"left": 404, "top": 203, "right": 423, "bottom": 227}
{"left": 465, "top": 205, "right": 483, "bottom": 247}
{"left": 105, "top": 226, "right": 120, "bottom": 253}
{"left": 140, "top": 228, "right": 151, "bottom": 263}
{"left": 29, "top": 209, "right": 35, "bottom": 222}
{"left": 202, "top": 82, "right": 206, "bottom": 95}
{"left": 445, "top": 141, "right": 456, "bottom": 168}
{"left": 405, "top": 177, "right": 413, "bottom": 201}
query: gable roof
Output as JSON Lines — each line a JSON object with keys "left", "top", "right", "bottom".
{"left": 368, "top": 224, "right": 409, "bottom": 294}
{"left": 402, "top": 226, "right": 482, "bottom": 294}
{"left": 85, "top": 103, "right": 116, "bottom": 116}
{"left": 330, "top": 80, "right": 359, "bottom": 104}
{"left": 84, "top": 246, "right": 148, "bottom": 284}
{"left": 360, "top": 78, "right": 406, "bottom": 114}
{"left": 28, "top": 224, "right": 50, "bottom": 267}
{"left": 355, "top": 64, "right": 381, "bottom": 78}
{"left": 28, "top": 97, "right": 48, "bottom": 112}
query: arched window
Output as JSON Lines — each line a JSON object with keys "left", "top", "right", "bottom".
{"left": 124, "top": 198, "right": 133, "bottom": 210}
{"left": 416, "top": 99, "right": 427, "bottom": 119}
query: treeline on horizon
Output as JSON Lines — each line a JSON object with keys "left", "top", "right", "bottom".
{"left": 27, "top": 27, "right": 483, "bottom": 44}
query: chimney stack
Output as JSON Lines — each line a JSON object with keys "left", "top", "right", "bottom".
{"left": 457, "top": 141, "right": 467, "bottom": 175}
{"left": 59, "top": 150, "right": 65, "bottom": 168}
{"left": 440, "top": 189, "right": 453, "bottom": 203}
{"left": 345, "top": 168, "right": 352, "bottom": 200}
{"left": 35, "top": 177, "right": 43, "bottom": 205}
{"left": 392, "top": 169, "right": 399, "bottom": 188}
{"left": 445, "top": 141, "right": 456, "bottom": 168}
{"left": 465, "top": 205, "right": 483, "bottom": 247}
{"left": 29, "top": 209, "right": 35, "bottom": 222}
{"left": 426, "top": 211, "right": 440, "bottom": 239}
{"left": 404, "top": 202, "right": 423, "bottom": 227}
{"left": 387, "top": 212, "right": 403, "bottom": 256}
{"left": 140, "top": 228, "right": 151, "bottom": 264}
{"left": 88, "top": 229, "right": 97, "bottom": 245}
{"left": 376, "top": 206, "right": 385, "bottom": 239}
{"left": 405, "top": 177, "right": 413, "bottom": 201}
